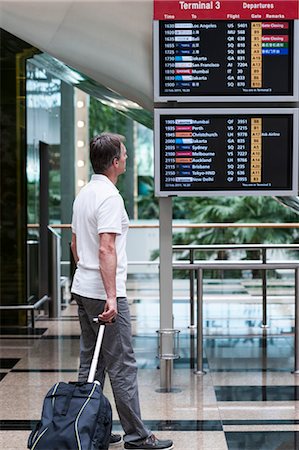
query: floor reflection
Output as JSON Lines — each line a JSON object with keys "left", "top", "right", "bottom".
{"left": 225, "top": 431, "right": 299, "bottom": 450}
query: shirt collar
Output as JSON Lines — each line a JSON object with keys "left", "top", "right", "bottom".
{"left": 90, "top": 174, "right": 119, "bottom": 192}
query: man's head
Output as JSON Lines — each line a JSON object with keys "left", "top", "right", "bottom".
{"left": 90, "top": 133, "right": 126, "bottom": 175}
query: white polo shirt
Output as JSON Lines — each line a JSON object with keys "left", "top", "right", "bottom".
{"left": 71, "top": 174, "right": 129, "bottom": 299}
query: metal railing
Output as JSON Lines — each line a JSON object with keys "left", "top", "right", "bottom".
{"left": 0, "top": 295, "right": 50, "bottom": 329}
{"left": 173, "top": 260, "right": 299, "bottom": 375}
{"left": 27, "top": 224, "right": 299, "bottom": 316}
{"left": 1, "top": 227, "right": 62, "bottom": 328}
{"left": 173, "top": 244, "right": 299, "bottom": 329}
{"left": 28, "top": 222, "right": 299, "bottom": 230}
{"left": 23, "top": 223, "right": 299, "bottom": 378}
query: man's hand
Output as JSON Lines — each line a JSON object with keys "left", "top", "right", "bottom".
{"left": 98, "top": 297, "right": 117, "bottom": 323}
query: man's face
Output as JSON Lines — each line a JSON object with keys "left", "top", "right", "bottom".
{"left": 117, "top": 144, "right": 128, "bottom": 174}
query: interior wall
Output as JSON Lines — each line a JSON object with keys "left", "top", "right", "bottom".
{"left": 0, "top": 29, "right": 38, "bottom": 325}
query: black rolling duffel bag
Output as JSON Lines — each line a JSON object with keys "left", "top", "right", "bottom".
{"left": 28, "top": 321, "right": 112, "bottom": 450}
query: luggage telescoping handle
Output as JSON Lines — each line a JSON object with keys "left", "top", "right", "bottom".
{"left": 87, "top": 318, "right": 106, "bottom": 383}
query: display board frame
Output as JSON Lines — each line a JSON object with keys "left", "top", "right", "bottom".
{"left": 154, "top": 108, "right": 299, "bottom": 197}
{"left": 153, "top": 0, "right": 299, "bottom": 21}
{"left": 153, "top": 20, "right": 299, "bottom": 102}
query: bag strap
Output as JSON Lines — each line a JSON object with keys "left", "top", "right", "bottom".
{"left": 60, "top": 385, "right": 76, "bottom": 415}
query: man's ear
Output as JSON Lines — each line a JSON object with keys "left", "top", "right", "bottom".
{"left": 113, "top": 157, "right": 119, "bottom": 167}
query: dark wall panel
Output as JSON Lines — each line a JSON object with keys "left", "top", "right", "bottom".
{"left": 0, "top": 29, "right": 38, "bottom": 326}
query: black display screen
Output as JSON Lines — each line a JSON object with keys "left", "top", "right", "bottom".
{"left": 157, "top": 111, "right": 295, "bottom": 195}
{"left": 158, "top": 20, "right": 294, "bottom": 97}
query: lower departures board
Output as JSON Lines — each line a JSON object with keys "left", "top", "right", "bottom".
{"left": 154, "top": 20, "right": 299, "bottom": 101}
{"left": 154, "top": 109, "right": 298, "bottom": 196}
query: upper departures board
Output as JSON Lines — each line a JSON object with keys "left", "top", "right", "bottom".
{"left": 153, "top": 20, "right": 299, "bottom": 102}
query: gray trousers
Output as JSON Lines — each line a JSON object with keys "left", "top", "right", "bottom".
{"left": 73, "top": 294, "right": 150, "bottom": 444}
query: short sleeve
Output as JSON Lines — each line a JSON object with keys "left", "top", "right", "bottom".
{"left": 71, "top": 205, "right": 76, "bottom": 234}
{"left": 96, "top": 195, "right": 123, "bottom": 235}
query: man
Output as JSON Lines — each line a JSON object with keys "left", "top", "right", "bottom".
{"left": 71, "top": 133, "right": 174, "bottom": 450}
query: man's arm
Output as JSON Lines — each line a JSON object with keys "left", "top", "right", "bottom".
{"left": 71, "top": 233, "right": 79, "bottom": 264}
{"left": 98, "top": 232, "right": 118, "bottom": 322}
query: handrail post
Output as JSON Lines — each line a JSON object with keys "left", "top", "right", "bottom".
{"left": 195, "top": 268, "right": 205, "bottom": 375}
{"left": 31, "top": 309, "right": 35, "bottom": 329}
{"left": 189, "top": 249, "right": 195, "bottom": 328}
{"left": 294, "top": 267, "right": 299, "bottom": 374}
{"left": 261, "top": 248, "right": 268, "bottom": 328}
{"left": 48, "top": 228, "right": 61, "bottom": 318}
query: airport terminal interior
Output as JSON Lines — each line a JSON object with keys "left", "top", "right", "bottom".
{"left": 1, "top": 1, "right": 299, "bottom": 449}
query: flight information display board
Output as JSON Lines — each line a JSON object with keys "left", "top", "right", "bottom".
{"left": 154, "top": 20, "right": 299, "bottom": 101}
{"left": 155, "top": 108, "right": 298, "bottom": 196}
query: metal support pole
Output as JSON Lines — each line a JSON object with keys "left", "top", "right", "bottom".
{"left": 60, "top": 82, "right": 75, "bottom": 276}
{"left": 31, "top": 309, "right": 35, "bottom": 329}
{"left": 294, "top": 268, "right": 299, "bottom": 374}
{"left": 195, "top": 268, "right": 205, "bottom": 375}
{"left": 189, "top": 250, "right": 195, "bottom": 328}
{"left": 39, "top": 141, "right": 49, "bottom": 299}
{"left": 261, "top": 328, "right": 267, "bottom": 372}
{"left": 165, "top": 360, "right": 172, "bottom": 392}
{"left": 159, "top": 197, "right": 173, "bottom": 389}
{"left": 48, "top": 228, "right": 61, "bottom": 318}
{"left": 190, "top": 328, "right": 195, "bottom": 370}
{"left": 261, "top": 248, "right": 269, "bottom": 328}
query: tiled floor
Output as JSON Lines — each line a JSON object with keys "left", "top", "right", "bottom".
{"left": 1, "top": 276, "right": 299, "bottom": 449}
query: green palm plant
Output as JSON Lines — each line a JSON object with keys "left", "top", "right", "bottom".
{"left": 233, "top": 196, "right": 299, "bottom": 277}
{"left": 137, "top": 176, "right": 159, "bottom": 219}
{"left": 178, "top": 195, "right": 299, "bottom": 277}
{"left": 232, "top": 196, "right": 298, "bottom": 245}
{"left": 182, "top": 196, "right": 298, "bottom": 247}
{"left": 180, "top": 196, "right": 237, "bottom": 259}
